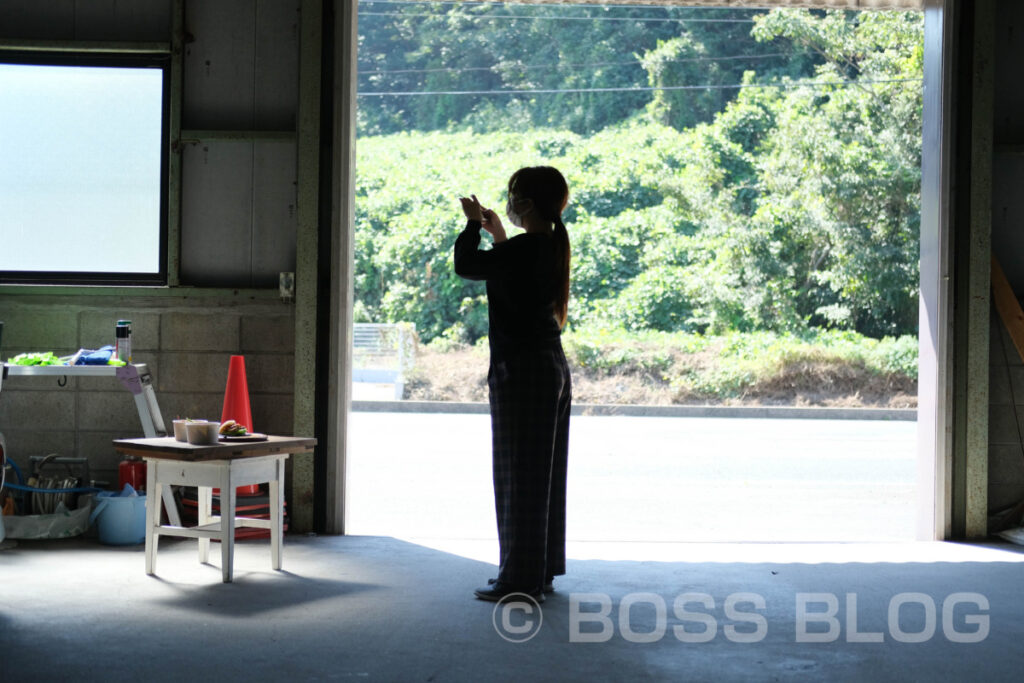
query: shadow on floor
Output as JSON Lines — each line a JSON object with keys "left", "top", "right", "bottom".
{"left": 3, "top": 535, "right": 1024, "bottom": 682}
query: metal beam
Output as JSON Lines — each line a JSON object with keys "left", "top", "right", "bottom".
{"left": 0, "top": 39, "right": 171, "bottom": 54}
{"left": 963, "top": 0, "right": 993, "bottom": 538}
{"left": 326, "top": 0, "right": 358, "bottom": 535}
{"left": 292, "top": 0, "right": 323, "bottom": 533}
{"left": 167, "top": 0, "right": 184, "bottom": 288}
{"left": 917, "top": 0, "right": 956, "bottom": 540}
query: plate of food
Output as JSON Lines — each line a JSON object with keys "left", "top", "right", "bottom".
{"left": 219, "top": 433, "right": 268, "bottom": 442}
{"left": 218, "top": 420, "right": 268, "bottom": 442}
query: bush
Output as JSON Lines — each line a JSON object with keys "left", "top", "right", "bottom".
{"left": 562, "top": 325, "right": 917, "bottom": 401}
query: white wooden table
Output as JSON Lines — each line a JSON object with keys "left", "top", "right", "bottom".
{"left": 113, "top": 435, "right": 316, "bottom": 583}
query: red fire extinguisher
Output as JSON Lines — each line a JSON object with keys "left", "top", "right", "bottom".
{"left": 118, "top": 456, "right": 146, "bottom": 492}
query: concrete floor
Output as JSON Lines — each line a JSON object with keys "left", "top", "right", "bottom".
{"left": 3, "top": 535, "right": 1024, "bottom": 682}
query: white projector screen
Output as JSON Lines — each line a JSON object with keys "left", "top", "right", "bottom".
{"left": 0, "top": 61, "right": 165, "bottom": 280}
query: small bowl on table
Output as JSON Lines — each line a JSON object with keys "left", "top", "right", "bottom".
{"left": 186, "top": 421, "right": 221, "bottom": 446}
{"left": 172, "top": 419, "right": 191, "bottom": 442}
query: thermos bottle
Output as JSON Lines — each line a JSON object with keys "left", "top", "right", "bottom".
{"left": 115, "top": 319, "right": 132, "bottom": 363}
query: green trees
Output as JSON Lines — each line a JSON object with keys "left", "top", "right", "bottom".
{"left": 355, "top": 6, "right": 924, "bottom": 346}
{"left": 357, "top": 3, "right": 789, "bottom": 135}
{"left": 750, "top": 9, "right": 924, "bottom": 337}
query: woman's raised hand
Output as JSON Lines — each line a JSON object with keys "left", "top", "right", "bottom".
{"left": 480, "top": 206, "right": 507, "bottom": 243}
{"left": 459, "top": 194, "right": 484, "bottom": 221}
{"left": 460, "top": 194, "right": 506, "bottom": 242}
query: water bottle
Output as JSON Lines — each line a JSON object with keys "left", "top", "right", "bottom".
{"left": 115, "top": 320, "right": 132, "bottom": 363}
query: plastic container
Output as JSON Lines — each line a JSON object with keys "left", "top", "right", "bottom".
{"left": 89, "top": 487, "right": 146, "bottom": 545}
{"left": 172, "top": 419, "right": 190, "bottom": 442}
{"left": 186, "top": 421, "right": 221, "bottom": 445}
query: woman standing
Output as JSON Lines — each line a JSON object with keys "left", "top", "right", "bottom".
{"left": 455, "top": 166, "right": 572, "bottom": 602}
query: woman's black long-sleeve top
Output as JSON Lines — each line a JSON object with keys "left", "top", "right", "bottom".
{"left": 453, "top": 219, "right": 562, "bottom": 359}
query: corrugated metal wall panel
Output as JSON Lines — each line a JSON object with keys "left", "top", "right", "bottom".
{"left": 994, "top": 0, "right": 1024, "bottom": 145}
{"left": 255, "top": 0, "right": 300, "bottom": 131}
{"left": 72, "top": 0, "right": 171, "bottom": 42}
{"left": 183, "top": 0, "right": 257, "bottom": 130}
{"left": 0, "top": 1, "right": 78, "bottom": 41}
{"left": 180, "top": 141, "right": 254, "bottom": 286}
{"left": 993, "top": 155, "right": 1024, "bottom": 299}
{"left": 251, "top": 140, "right": 298, "bottom": 286}
{"left": 0, "top": 0, "right": 171, "bottom": 42}
{"left": 179, "top": 0, "right": 299, "bottom": 287}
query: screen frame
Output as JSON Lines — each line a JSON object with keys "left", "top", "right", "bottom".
{"left": 0, "top": 52, "right": 171, "bottom": 286}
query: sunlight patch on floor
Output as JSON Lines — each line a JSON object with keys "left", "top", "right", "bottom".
{"left": 394, "top": 536, "right": 1024, "bottom": 566}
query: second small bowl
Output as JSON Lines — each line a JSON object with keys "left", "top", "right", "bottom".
{"left": 186, "top": 421, "right": 221, "bottom": 445}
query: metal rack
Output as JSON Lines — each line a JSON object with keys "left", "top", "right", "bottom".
{"left": 0, "top": 364, "right": 166, "bottom": 437}
{"left": 0, "top": 362, "right": 179, "bottom": 525}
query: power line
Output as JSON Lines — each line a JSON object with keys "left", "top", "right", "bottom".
{"left": 358, "top": 52, "right": 798, "bottom": 76}
{"left": 360, "top": 11, "right": 755, "bottom": 23}
{"left": 356, "top": 77, "right": 922, "bottom": 97}
{"left": 360, "top": 0, "right": 745, "bottom": 8}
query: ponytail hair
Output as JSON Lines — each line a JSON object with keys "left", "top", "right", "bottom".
{"left": 508, "top": 166, "right": 571, "bottom": 329}
{"left": 552, "top": 215, "right": 571, "bottom": 329}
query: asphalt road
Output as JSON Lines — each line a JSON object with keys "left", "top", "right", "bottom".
{"left": 346, "top": 412, "right": 917, "bottom": 543}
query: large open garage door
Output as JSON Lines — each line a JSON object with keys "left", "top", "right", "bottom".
{"left": 319, "top": 0, "right": 955, "bottom": 542}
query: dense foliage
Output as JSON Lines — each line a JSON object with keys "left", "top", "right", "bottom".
{"left": 358, "top": 2, "right": 805, "bottom": 135}
{"left": 355, "top": 4, "right": 924, "bottom": 349}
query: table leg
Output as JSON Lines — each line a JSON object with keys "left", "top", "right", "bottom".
{"left": 145, "top": 462, "right": 159, "bottom": 576}
{"left": 161, "top": 486, "right": 181, "bottom": 527}
{"left": 198, "top": 486, "right": 212, "bottom": 564}
{"left": 220, "top": 467, "right": 236, "bottom": 583}
{"left": 270, "top": 457, "right": 284, "bottom": 570}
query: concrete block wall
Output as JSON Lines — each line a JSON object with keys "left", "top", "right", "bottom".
{"left": 0, "top": 295, "right": 294, "bottom": 488}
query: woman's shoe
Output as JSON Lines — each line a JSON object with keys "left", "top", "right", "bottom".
{"left": 487, "top": 577, "right": 554, "bottom": 593}
{"left": 475, "top": 581, "right": 545, "bottom": 602}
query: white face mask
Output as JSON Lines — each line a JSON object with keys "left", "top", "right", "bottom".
{"left": 506, "top": 197, "right": 530, "bottom": 228}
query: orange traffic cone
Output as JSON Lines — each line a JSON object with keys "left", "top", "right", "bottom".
{"left": 219, "top": 355, "right": 260, "bottom": 496}
{"left": 222, "top": 355, "right": 253, "bottom": 431}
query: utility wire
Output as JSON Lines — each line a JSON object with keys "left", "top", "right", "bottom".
{"left": 360, "top": 11, "right": 756, "bottom": 23}
{"left": 357, "top": 77, "right": 922, "bottom": 97}
{"left": 360, "top": 0, "right": 745, "bottom": 8}
{"left": 358, "top": 52, "right": 798, "bottom": 76}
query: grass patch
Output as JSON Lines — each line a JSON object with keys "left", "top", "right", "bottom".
{"left": 402, "top": 328, "right": 917, "bottom": 408}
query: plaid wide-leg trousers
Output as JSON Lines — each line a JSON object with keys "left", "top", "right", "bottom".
{"left": 488, "top": 345, "right": 572, "bottom": 589}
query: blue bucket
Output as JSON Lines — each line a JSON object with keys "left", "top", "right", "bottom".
{"left": 89, "top": 488, "right": 147, "bottom": 546}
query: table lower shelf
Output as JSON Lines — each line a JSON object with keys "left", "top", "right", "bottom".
{"left": 153, "top": 516, "right": 273, "bottom": 540}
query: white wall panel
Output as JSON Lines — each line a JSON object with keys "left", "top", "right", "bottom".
{"left": 994, "top": 0, "right": 1024, "bottom": 145}
{"left": 252, "top": 140, "right": 298, "bottom": 286}
{"left": 180, "top": 141, "right": 254, "bottom": 285}
{"left": 183, "top": 0, "right": 257, "bottom": 129}
{"left": 0, "top": 1, "right": 77, "bottom": 40}
{"left": 0, "top": 0, "right": 170, "bottom": 42}
{"left": 183, "top": 0, "right": 298, "bottom": 130}
{"left": 255, "top": 0, "right": 300, "bottom": 131}
{"left": 73, "top": 0, "right": 170, "bottom": 42}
